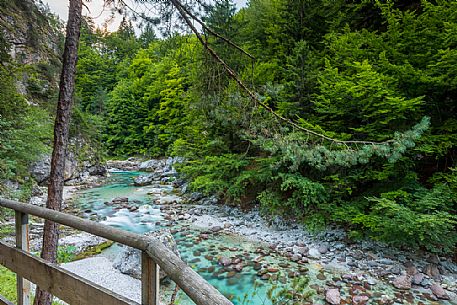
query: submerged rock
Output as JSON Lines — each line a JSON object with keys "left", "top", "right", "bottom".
{"left": 112, "top": 197, "right": 129, "bottom": 204}
{"left": 218, "top": 256, "right": 232, "bottom": 267}
{"left": 113, "top": 229, "right": 179, "bottom": 281}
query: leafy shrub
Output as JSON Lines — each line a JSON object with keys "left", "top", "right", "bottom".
{"left": 338, "top": 185, "right": 457, "bottom": 253}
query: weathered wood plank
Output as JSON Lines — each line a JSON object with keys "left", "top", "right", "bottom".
{"left": 0, "top": 294, "right": 14, "bottom": 305}
{"left": 15, "top": 211, "right": 31, "bottom": 305}
{"left": 0, "top": 198, "right": 149, "bottom": 250}
{"left": 0, "top": 242, "right": 138, "bottom": 305}
{"left": 141, "top": 251, "right": 160, "bottom": 305}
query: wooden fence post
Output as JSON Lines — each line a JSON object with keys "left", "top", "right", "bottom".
{"left": 141, "top": 251, "right": 160, "bottom": 305}
{"left": 15, "top": 211, "right": 31, "bottom": 305}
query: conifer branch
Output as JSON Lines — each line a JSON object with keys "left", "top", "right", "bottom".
{"left": 122, "top": 0, "right": 428, "bottom": 148}
{"left": 174, "top": 2, "right": 255, "bottom": 60}
{"left": 168, "top": 0, "right": 403, "bottom": 146}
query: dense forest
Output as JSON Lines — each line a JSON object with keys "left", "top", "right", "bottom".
{"left": 1, "top": 0, "right": 456, "bottom": 257}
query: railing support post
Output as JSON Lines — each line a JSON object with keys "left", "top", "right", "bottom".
{"left": 15, "top": 211, "right": 31, "bottom": 305}
{"left": 141, "top": 251, "right": 160, "bottom": 305}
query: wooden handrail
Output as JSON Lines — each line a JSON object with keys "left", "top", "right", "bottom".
{"left": 0, "top": 198, "right": 233, "bottom": 305}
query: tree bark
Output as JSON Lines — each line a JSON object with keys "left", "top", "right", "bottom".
{"left": 33, "top": 1, "right": 83, "bottom": 304}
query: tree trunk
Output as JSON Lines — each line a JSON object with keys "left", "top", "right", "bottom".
{"left": 33, "top": 1, "right": 83, "bottom": 304}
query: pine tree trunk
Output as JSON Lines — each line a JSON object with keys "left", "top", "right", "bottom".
{"left": 33, "top": 1, "right": 82, "bottom": 304}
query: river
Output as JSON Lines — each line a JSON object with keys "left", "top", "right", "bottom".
{"left": 71, "top": 171, "right": 456, "bottom": 304}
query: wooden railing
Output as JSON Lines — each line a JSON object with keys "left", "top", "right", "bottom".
{"left": 0, "top": 198, "right": 233, "bottom": 305}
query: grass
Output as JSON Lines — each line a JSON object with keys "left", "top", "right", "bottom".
{"left": 0, "top": 265, "right": 16, "bottom": 303}
{"left": 0, "top": 224, "right": 14, "bottom": 239}
{"left": 0, "top": 267, "right": 63, "bottom": 305}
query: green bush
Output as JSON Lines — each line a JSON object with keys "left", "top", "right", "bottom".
{"left": 337, "top": 185, "right": 457, "bottom": 253}
{"left": 0, "top": 266, "right": 16, "bottom": 303}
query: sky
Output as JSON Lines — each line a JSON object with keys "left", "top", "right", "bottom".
{"left": 44, "top": 0, "right": 247, "bottom": 31}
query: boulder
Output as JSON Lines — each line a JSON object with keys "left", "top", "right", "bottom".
{"left": 318, "top": 244, "right": 329, "bottom": 254}
{"left": 30, "top": 155, "right": 51, "bottom": 184}
{"left": 325, "top": 288, "right": 341, "bottom": 305}
{"left": 112, "top": 197, "right": 129, "bottom": 204}
{"left": 424, "top": 263, "right": 440, "bottom": 279}
{"left": 106, "top": 159, "right": 139, "bottom": 171}
{"left": 164, "top": 157, "right": 184, "bottom": 172}
{"left": 139, "top": 159, "right": 164, "bottom": 172}
{"left": 133, "top": 173, "right": 159, "bottom": 186}
{"left": 88, "top": 164, "right": 107, "bottom": 176}
{"left": 294, "top": 246, "right": 309, "bottom": 256}
{"left": 352, "top": 295, "right": 369, "bottom": 304}
{"left": 113, "top": 229, "right": 179, "bottom": 281}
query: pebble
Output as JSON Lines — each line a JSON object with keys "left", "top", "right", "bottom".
{"left": 267, "top": 267, "right": 279, "bottom": 273}
{"left": 318, "top": 244, "right": 329, "bottom": 254}
{"left": 353, "top": 295, "right": 369, "bottom": 304}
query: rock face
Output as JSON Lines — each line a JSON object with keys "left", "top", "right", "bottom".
{"left": 30, "top": 154, "right": 107, "bottom": 185}
{"left": 325, "top": 288, "right": 341, "bottom": 305}
{"left": 30, "top": 155, "right": 51, "bottom": 184}
{"left": 113, "top": 229, "right": 179, "bottom": 281}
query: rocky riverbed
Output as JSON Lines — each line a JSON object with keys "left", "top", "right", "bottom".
{"left": 68, "top": 158, "right": 457, "bottom": 304}
{"left": 2, "top": 157, "right": 456, "bottom": 304}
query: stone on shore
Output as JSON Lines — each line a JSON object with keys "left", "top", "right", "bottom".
{"left": 133, "top": 173, "right": 159, "bottom": 186}
{"left": 113, "top": 229, "right": 179, "bottom": 281}
{"left": 430, "top": 283, "right": 450, "bottom": 300}
{"left": 325, "top": 288, "right": 341, "bottom": 305}
{"left": 392, "top": 275, "right": 411, "bottom": 290}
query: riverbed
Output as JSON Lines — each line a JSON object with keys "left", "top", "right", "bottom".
{"left": 65, "top": 170, "right": 457, "bottom": 304}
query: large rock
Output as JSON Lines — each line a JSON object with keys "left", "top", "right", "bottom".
{"left": 30, "top": 154, "right": 106, "bottom": 184}
{"left": 325, "top": 288, "right": 341, "bottom": 305}
{"left": 424, "top": 263, "right": 440, "bottom": 279}
{"left": 106, "top": 159, "right": 139, "bottom": 171}
{"left": 30, "top": 155, "right": 51, "bottom": 184}
{"left": 113, "top": 229, "right": 179, "bottom": 281}
{"left": 88, "top": 164, "right": 107, "bottom": 176}
{"left": 133, "top": 173, "right": 159, "bottom": 186}
{"left": 139, "top": 159, "right": 165, "bottom": 172}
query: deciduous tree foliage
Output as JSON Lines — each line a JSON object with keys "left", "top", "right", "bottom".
{"left": 74, "top": 0, "right": 456, "bottom": 253}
